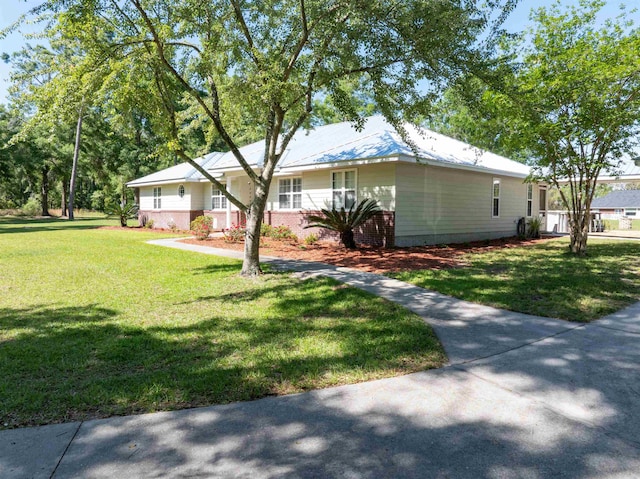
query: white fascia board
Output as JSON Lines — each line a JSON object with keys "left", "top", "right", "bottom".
{"left": 198, "top": 166, "right": 262, "bottom": 181}
{"left": 276, "top": 155, "right": 402, "bottom": 174}
{"left": 207, "top": 154, "right": 530, "bottom": 179}
{"left": 126, "top": 178, "right": 200, "bottom": 187}
{"left": 414, "top": 156, "right": 530, "bottom": 179}
{"left": 592, "top": 174, "right": 640, "bottom": 183}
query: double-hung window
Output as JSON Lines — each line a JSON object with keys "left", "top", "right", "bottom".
{"left": 278, "top": 177, "right": 302, "bottom": 209}
{"left": 153, "top": 187, "right": 161, "bottom": 209}
{"left": 211, "top": 185, "right": 227, "bottom": 210}
{"left": 626, "top": 208, "right": 637, "bottom": 217}
{"left": 492, "top": 178, "right": 500, "bottom": 218}
{"left": 526, "top": 184, "right": 533, "bottom": 217}
{"left": 332, "top": 169, "right": 356, "bottom": 210}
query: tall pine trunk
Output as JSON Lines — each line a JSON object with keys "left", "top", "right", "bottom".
{"left": 61, "top": 179, "right": 68, "bottom": 217}
{"left": 40, "top": 165, "right": 50, "bottom": 216}
{"left": 68, "top": 103, "right": 84, "bottom": 221}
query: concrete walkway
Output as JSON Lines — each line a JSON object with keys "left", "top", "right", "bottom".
{"left": 2, "top": 239, "right": 639, "bottom": 478}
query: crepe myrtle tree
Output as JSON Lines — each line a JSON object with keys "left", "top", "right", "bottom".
{"left": 27, "top": 0, "right": 518, "bottom": 275}
{"left": 483, "top": 0, "right": 640, "bottom": 255}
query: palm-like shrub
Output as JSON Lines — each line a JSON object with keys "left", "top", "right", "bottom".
{"left": 105, "top": 202, "right": 139, "bottom": 227}
{"left": 305, "top": 199, "right": 381, "bottom": 249}
{"left": 527, "top": 216, "right": 543, "bottom": 239}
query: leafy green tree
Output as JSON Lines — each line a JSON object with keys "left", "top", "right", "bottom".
{"left": 477, "top": 0, "right": 640, "bottom": 254}
{"left": 27, "top": 0, "right": 517, "bottom": 275}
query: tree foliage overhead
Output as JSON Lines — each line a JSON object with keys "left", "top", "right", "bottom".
{"left": 23, "top": 0, "right": 517, "bottom": 274}
{"left": 431, "top": 0, "right": 640, "bottom": 255}
{"left": 515, "top": 0, "right": 640, "bottom": 254}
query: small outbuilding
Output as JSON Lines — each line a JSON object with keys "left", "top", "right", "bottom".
{"left": 591, "top": 190, "right": 640, "bottom": 219}
{"left": 127, "top": 116, "right": 545, "bottom": 246}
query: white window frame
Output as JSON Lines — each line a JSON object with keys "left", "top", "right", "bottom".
{"left": 492, "top": 178, "right": 500, "bottom": 218}
{"left": 526, "top": 183, "right": 533, "bottom": 217}
{"left": 331, "top": 169, "right": 357, "bottom": 210}
{"left": 278, "top": 177, "right": 302, "bottom": 210}
{"left": 178, "top": 184, "right": 185, "bottom": 199}
{"left": 211, "top": 184, "right": 228, "bottom": 210}
{"left": 153, "top": 187, "right": 162, "bottom": 209}
{"left": 625, "top": 208, "right": 637, "bottom": 217}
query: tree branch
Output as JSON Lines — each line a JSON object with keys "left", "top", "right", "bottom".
{"left": 129, "top": 0, "right": 258, "bottom": 184}
{"left": 230, "top": 0, "right": 260, "bottom": 66}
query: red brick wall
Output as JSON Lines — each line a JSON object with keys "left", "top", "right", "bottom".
{"left": 138, "top": 210, "right": 203, "bottom": 230}
{"left": 203, "top": 210, "right": 247, "bottom": 231}
{"left": 140, "top": 208, "right": 395, "bottom": 246}
{"left": 263, "top": 210, "right": 395, "bottom": 247}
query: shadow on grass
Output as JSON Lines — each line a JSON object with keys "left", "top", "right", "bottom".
{"left": 190, "top": 263, "right": 244, "bottom": 276}
{"left": 0, "top": 216, "right": 107, "bottom": 235}
{"left": 392, "top": 240, "right": 640, "bottom": 321}
{"left": 36, "top": 312, "right": 640, "bottom": 478}
{"left": 0, "top": 288, "right": 442, "bottom": 429}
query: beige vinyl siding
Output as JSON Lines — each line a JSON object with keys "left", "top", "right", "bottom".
{"left": 139, "top": 184, "right": 195, "bottom": 211}
{"left": 395, "top": 163, "right": 528, "bottom": 242}
{"left": 266, "top": 163, "right": 397, "bottom": 211}
{"left": 189, "top": 183, "right": 206, "bottom": 210}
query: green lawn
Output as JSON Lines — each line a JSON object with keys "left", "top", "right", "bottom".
{"left": 0, "top": 216, "right": 444, "bottom": 428}
{"left": 391, "top": 238, "right": 640, "bottom": 322}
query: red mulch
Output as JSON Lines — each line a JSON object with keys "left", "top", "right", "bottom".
{"left": 98, "top": 225, "right": 551, "bottom": 273}
{"left": 179, "top": 235, "right": 552, "bottom": 274}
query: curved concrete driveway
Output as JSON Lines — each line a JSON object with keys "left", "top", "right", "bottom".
{"left": 2, "top": 238, "right": 639, "bottom": 478}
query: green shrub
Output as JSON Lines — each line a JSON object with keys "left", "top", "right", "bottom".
{"left": 223, "top": 222, "right": 245, "bottom": 242}
{"left": 144, "top": 219, "right": 155, "bottom": 229}
{"left": 260, "top": 223, "right": 274, "bottom": 237}
{"left": 190, "top": 215, "right": 213, "bottom": 239}
{"left": 19, "top": 198, "right": 40, "bottom": 217}
{"left": 270, "top": 225, "right": 297, "bottom": 241}
{"left": 304, "top": 233, "right": 319, "bottom": 245}
{"left": 526, "top": 216, "right": 542, "bottom": 239}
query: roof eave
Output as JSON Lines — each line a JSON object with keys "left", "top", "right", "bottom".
{"left": 275, "top": 155, "right": 403, "bottom": 173}
{"left": 126, "top": 178, "right": 201, "bottom": 187}
{"left": 415, "top": 156, "right": 530, "bottom": 179}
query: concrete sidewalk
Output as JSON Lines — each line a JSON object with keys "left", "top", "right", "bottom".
{"left": 2, "top": 239, "right": 639, "bottom": 478}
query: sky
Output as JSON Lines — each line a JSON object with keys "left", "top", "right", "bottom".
{"left": 0, "top": 0, "right": 638, "bottom": 104}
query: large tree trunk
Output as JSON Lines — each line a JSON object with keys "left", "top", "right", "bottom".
{"left": 241, "top": 186, "right": 268, "bottom": 276}
{"left": 568, "top": 211, "right": 589, "bottom": 255}
{"left": 68, "top": 103, "right": 84, "bottom": 221}
{"left": 40, "top": 165, "right": 50, "bottom": 216}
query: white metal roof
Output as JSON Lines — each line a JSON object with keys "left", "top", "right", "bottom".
{"left": 128, "top": 116, "right": 531, "bottom": 186}
{"left": 127, "top": 152, "right": 224, "bottom": 187}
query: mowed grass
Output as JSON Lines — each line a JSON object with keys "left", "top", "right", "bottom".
{"left": 0, "top": 216, "right": 445, "bottom": 428}
{"left": 391, "top": 238, "right": 640, "bottom": 322}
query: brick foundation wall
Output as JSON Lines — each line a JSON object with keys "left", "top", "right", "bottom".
{"left": 138, "top": 210, "right": 203, "bottom": 230}
{"left": 140, "top": 209, "right": 395, "bottom": 246}
{"left": 203, "top": 210, "right": 247, "bottom": 231}
{"left": 263, "top": 210, "right": 395, "bottom": 247}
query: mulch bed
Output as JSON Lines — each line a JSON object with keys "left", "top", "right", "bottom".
{"left": 178, "top": 235, "right": 551, "bottom": 273}
{"left": 98, "top": 225, "right": 551, "bottom": 273}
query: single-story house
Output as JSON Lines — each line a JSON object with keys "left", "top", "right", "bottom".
{"left": 591, "top": 190, "right": 640, "bottom": 219}
{"left": 127, "top": 116, "right": 546, "bottom": 246}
